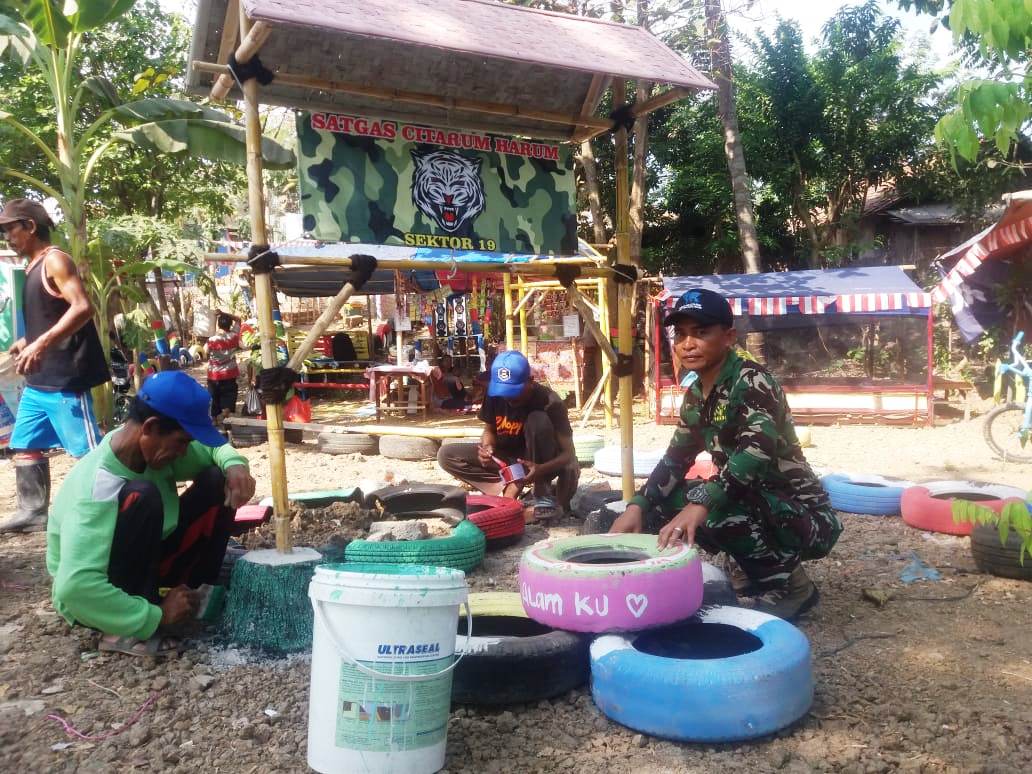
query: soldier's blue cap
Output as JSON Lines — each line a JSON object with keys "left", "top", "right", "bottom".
{"left": 664, "top": 288, "right": 734, "bottom": 328}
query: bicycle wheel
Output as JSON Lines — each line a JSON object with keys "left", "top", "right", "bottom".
{"left": 983, "top": 402, "right": 1032, "bottom": 463}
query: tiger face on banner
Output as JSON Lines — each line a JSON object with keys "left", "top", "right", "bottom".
{"left": 410, "top": 149, "right": 486, "bottom": 234}
{"left": 296, "top": 112, "right": 578, "bottom": 255}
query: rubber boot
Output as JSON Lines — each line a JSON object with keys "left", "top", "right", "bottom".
{"left": 0, "top": 457, "right": 51, "bottom": 533}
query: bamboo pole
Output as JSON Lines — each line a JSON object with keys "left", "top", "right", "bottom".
{"left": 509, "top": 288, "right": 538, "bottom": 318}
{"left": 238, "top": 9, "right": 292, "bottom": 552}
{"left": 572, "top": 337, "right": 583, "bottom": 410}
{"left": 612, "top": 80, "right": 635, "bottom": 500}
{"left": 566, "top": 285, "right": 617, "bottom": 366}
{"left": 578, "top": 362, "right": 611, "bottom": 430}
{"left": 209, "top": 22, "right": 272, "bottom": 101}
{"left": 202, "top": 253, "right": 609, "bottom": 276}
{"left": 599, "top": 276, "right": 613, "bottom": 431}
{"left": 197, "top": 60, "right": 613, "bottom": 132}
{"left": 644, "top": 299, "right": 653, "bottom": 419}
{"left": 517, "top": 276, "right": 529, "bottom": 352}
{"left": 573, "top": 86, "right": 694, "bottom": 143}
{"left": 286, "top": 282, "right": 359, "bottom": 371}
{"left": 503, "top": 274, "right": 515, "bottom": 350}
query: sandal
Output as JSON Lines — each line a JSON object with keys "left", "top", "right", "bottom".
{"left": 98, "top": 634, "right": 181, "bottom": 658}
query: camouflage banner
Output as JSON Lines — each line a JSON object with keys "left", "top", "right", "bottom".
{"left": 296, "top": 113, "right": 578, "bottom": 255}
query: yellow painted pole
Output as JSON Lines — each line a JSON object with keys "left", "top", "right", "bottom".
{"left": 239, "top": 8, "right": 291, "bottom": 551}
{"left": 503, "top": 273, "right": 515, "bottom": 350}
{"left": 599, "top": 277, "right": 613, "bottom": 431}
{"left": 612, "top": 80, "right": 635, "bottom": 501}
{"left": 517, "top": 276, "right": 529, "bottom": 353}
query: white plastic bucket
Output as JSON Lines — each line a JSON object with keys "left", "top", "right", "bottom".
{"left": 308, "top": 563, "right": 470, "bottom": 774}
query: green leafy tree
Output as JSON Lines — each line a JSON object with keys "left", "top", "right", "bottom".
{"left": 0, "top": 1, "right": 292, "bottom": 263}
{"left": 0, "top": 1, "right": 293, "bottom": 420}
{"left": 897, "top": 0, "right": 1032, "bottom": 165}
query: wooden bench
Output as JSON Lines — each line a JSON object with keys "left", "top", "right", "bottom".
{"left": 933, "top": 376, "right": 977, "bottom": 420}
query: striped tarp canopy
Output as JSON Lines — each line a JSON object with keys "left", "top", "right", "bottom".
{"left": 931, "top": 198, "right": 1032, "bottom": 304}
{"left": 662, "top": 267, "right": 932, "bottom": 317}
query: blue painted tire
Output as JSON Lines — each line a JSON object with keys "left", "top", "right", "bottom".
{"left": 821, "top": 473, "right": 911, "bottom": 515}
{"left": 590, "top": 606, "right": 813, "bottom": 742}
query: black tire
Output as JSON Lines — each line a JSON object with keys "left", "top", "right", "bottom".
{"left": 971, "top": 523, "right": 1032, "bottom": 580}
{"left": 230, "top": 425, "right": 266, "bottom": 448}
{"left": 452, "top": 593, "right": 590, "bottom": 705}
{"left": 580, "top": 501, "right": 667, "bottom": 535}
{"left": 365, "top": 484, "right": 468, "bottom": 519}
{"left": 572, "top": 488, "right": 622, "bottom": 520}
{"left": 316, "top": 432, "right": 378, "bottom": 455}
{"left": 379, "top": 434, "right": 439, "bottom": 461}
{"left": 983, "top": 403, "right": 1032, "bottom": 463}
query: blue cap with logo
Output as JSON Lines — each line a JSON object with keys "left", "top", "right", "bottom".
{"left": 664, "top": 288, "right": 734, "bottom": 328}
{"left": 137, "top": 371, "right": 226, "bottom": 447}
{"left": 488, "top": 350, "right": 531, "bottom": 399}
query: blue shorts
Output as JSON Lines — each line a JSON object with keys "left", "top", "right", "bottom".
{"left": 9, "top": 386, "right": 101, "bottom": 458}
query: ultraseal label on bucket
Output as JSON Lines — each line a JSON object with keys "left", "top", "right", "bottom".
{"left": 335, "top": 657, "right": 453, "bottom": 752}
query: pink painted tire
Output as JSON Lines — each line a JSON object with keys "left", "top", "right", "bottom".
{"left": 901, "top": 481, "right": 1027, "bottom": 536}
{"left": 518, "top": 534, "right": 703, "bottom": 633}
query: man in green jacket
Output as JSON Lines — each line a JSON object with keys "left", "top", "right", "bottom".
{"left": 610, "top": 288, "right": 841, "bottom": 620}
{"left": 47, "top": 371, "right": 255, "bottom": 657}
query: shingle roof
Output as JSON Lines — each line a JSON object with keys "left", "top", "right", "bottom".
{"left": 187, "top": 0, "right": 714, "bottom": 139}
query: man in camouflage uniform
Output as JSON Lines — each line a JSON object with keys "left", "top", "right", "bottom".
{"left": 610, "top": 288, "right": 841, "bottom": 619}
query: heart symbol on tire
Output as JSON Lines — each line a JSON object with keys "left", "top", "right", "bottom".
{"left": 625, "top": 594, "right": 648, "bottom": 618}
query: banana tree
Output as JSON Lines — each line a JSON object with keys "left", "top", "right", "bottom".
{"left": 0, "top": 1, "right": 293, "bottom": 280}
{"left": 0, "top": 2, "right": 293, "bottom": 423}
{"left": 88, "top": 213, "right": 216, "bottom": 375}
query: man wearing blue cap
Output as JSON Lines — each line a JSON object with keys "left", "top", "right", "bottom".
{"left": 437, "top": 350, "right": 578, "bottom": 518}
{"left": 46, "top": 371, "right": 255, "bottom": 657}
{"left": 609, "top": 288, "right": 841, "bottom": 620}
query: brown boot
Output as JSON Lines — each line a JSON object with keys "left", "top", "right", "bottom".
{"left": 714, "top": 553, "right": 759, "bottom": 596}
{"left": 739, "top": 566, "right": 819, "bottom": 621}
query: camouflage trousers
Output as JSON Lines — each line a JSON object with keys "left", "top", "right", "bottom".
{"left": 649, "top": 482, "right": 842, "bottom": 589}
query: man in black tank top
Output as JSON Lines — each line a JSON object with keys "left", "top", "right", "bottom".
{"left": 0, "top": 199, "right": 107, "bottom": 533}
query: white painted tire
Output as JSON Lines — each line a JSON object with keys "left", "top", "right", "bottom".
{"left": 378, "top": 434, "right": 439, "bottom": 461}
{"left": 592, "top": 445, "right": 664, "bottom": 478}
{"left": 590, "top": 605, "right": 813, "bottom": 741}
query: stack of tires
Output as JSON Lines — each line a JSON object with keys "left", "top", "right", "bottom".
{"left": 343, "top": 484, "right": 486, "bottom": 573}
{"left": 451, "top": 533, "right": 816, "bottom": 742}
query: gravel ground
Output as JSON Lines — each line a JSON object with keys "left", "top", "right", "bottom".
{"left": 1, "top": 411, "right": 1030, "bottom": 773}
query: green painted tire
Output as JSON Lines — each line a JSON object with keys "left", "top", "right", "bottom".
{"left": 344, "top": 519, "right": 486, "bottom": 572}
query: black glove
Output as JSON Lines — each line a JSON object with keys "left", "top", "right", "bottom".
{"left": 257, "top": 366, "right": 298, "bottom": 405}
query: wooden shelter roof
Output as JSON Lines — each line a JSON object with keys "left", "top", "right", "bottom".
{"left": 187, "top": 0, "right": 715, "bottom": 141}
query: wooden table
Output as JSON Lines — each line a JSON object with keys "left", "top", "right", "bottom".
{"left": 368, "top": 364, "right": 433, "bottom": 420}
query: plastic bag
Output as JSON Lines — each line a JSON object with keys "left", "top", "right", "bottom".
{"left": 283, "top": 394, "right": 312, "bottom": 424}
{"left": 243, "top": 386, "right": 262, "bottom": 416}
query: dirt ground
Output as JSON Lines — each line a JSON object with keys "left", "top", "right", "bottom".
{"left": 1, "top": 409, "right": 1030, "bottom": 773}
